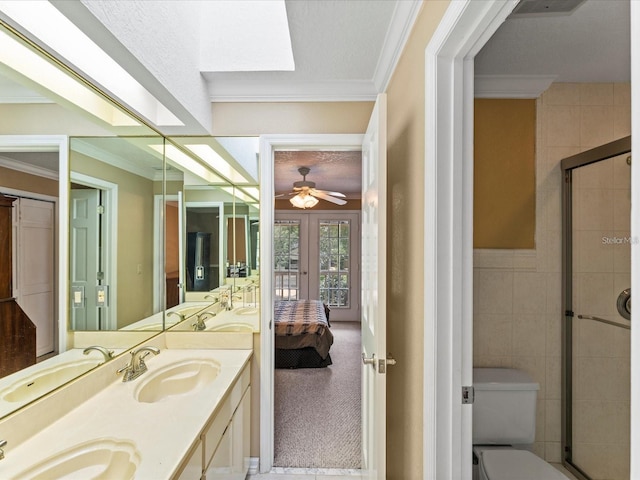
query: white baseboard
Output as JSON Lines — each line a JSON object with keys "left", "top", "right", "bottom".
{"left": 248, "top": 457, "right": 259, "bottom": 475}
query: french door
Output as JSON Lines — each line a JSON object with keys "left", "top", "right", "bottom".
{"left": 274, "top": 211, "right": 360, "bottom": 321}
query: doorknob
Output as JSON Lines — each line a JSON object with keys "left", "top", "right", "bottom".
{"left": 362, "top": 353, "right": 376, "bottom": 366}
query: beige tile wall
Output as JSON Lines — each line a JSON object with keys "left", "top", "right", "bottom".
{"left": 473, "top": 83, "right": 631, "bottom": 470}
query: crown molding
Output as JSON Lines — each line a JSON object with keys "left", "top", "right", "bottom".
{"left": 0, "top": 155, "right": 58, "bottom": 180}
{"left": 71, "top": 139, "right": 157, "bottom": 180}
{"left": 474, "top": 74, "right": 556, "bottom": 98}
{"left": 208, "top": 79, "right": 378, "bottom": 103}
{"left": 373, "top": 0, "right": 422, "bottom": 92}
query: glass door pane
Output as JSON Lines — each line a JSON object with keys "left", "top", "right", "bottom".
{"left": 570, "top": 152, "right": 630, "bottom": 479}
{"left": 274, "top": 220, "right": 302, "bottom": 301}
{"left": 319, "top": 219, "right": 351, "bottom": 308}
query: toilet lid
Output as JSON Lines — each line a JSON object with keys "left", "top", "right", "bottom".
{"left": 481, "top": 450, "right": 569, "bottom": 480}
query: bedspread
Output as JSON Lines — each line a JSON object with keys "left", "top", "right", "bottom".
{"left": 274, "top": 300, "right": 329, "bottom": 336}
{"left": 274, "top": 300, "right": 333, "bottom": 359}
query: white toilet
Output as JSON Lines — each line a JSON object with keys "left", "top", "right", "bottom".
{"left": 472, "top": 368, "right": 570, "bottom": 480}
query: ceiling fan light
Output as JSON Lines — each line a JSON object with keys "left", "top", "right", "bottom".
{"left": 290, "top": 193, "right": 318, "bottom": 209}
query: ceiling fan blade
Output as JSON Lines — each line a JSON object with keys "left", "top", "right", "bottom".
{"left": 275, "top": 191, "right": 295, "bottom": 198}
{"left": 311, "top": 189, "right": 347, "bottom": 205}
{"left": 310, "top": 188, "right": 346, "bottom": 198}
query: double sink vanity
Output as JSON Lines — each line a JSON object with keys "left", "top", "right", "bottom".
{"left": 0, "top": 296, "right": 257, "bottom": 479}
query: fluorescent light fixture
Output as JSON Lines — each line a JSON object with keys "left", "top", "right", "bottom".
{"left": 0, "top": 0, "right": 183, "bottom": 126}
{"left": 185, "top": 144, "right": 249, "bottom": 184}
{"left": 200, "top": 0, "right": 294, "bottom": 72}
{"left": 0, "top": 27, "right": 139, "bottom": 126}
{"left": 149, "top": 144, "right": 224, "bottom": 184}
{"left": 221, "top": 187, "right": 257, "bottom": 204}
{"left": 241, "top": 187, "right": 260, "bottom": 200}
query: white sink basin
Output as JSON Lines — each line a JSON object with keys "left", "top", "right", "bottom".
{"left": 207, "top": 322, "right": 254, "bottom": 332}
{"left": 233, "top": 307, "right": 259, "bottom": 316}
{"left": 13, "top": 438, "right": 140, "bottom": 480}
{"left": 134, "top": 359, "right": 220, "bottom": 403}
{"left": 0, "top": 359, "right": 102, "bottom": 403}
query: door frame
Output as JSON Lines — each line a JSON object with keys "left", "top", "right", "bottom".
{"left": 424, "top": 1, "right": 519, "bottom": 477}
{"left": 0, "top": 135, "right": 68, "bottom": 351}
{"left": 70, "top": 171, "right": 118, "bottom": 330}
{"left": 259, "top": 134, "right": 363, "bottom": 472}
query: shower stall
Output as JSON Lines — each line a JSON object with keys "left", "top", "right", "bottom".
{"left": 561, "top": 136, "right": 631, "bottom": 480}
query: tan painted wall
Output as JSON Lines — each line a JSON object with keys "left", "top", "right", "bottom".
{"left": 0, "top": 104, "right": 115, "bottom": 136}
{"left": 211, "top": 102, "right": 373, "bottom": 136}
{"left": 474, "top": 99, "right": 536, "bottom": 249}
{"left": 70, "top": 152, "right": 155, "bottom": 328}
{"left": 384, "top": 2, "right": 450, "bottom": 477}
{"left": 0, "top": 167, "right": 58, "bottom": 198}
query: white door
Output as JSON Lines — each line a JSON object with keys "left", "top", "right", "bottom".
{"left": 361, "top": 93, "right": 388, "bottom": 479}
{"left": 14, "top": 198, "right": 55, "bottom": 356}
{"left": 70, "top": 188, "right": 100, "bottom": 330}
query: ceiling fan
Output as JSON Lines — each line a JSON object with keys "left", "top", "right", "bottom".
{"left": 277, "top": 166, "right": 347, "bottom": 208}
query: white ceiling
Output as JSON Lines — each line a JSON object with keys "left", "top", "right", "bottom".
{"left": 475, "top": 0, "right": 630, "bottom": 83}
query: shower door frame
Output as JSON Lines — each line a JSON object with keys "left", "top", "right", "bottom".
{"left": 561, "top": 135, "right": 632, "bottom": 480}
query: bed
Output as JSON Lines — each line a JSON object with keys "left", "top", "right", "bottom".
{"left": 274, "top": 299, "right": 333, "bottom": 368}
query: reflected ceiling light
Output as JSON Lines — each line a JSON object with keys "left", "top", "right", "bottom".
{"left": 0, "top": 0, "right": 183, "bottom": 127}
{"left": 242, "top": 187, "right": 259, "bottom": 200}
{"left": 149, "top": 144, "right": 224, "bottom": 184}
{"left": 221, "top": 187, "right": 257, "bottom": 204}
{"left": 185, "top": 144, "right": 249, "bottom": 184}
{"left": 290, "top": 193, "right": 319, "bottom": 209}
{"left": 0, "top": 26, "right": 139, "bottom": 127}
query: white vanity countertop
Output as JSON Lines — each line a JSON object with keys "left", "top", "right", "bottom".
{"left": 1, "top": 348, "right": 252, "bottom": 480}
{"left": 0, "top": 348, "right": 125, "bottom": 418}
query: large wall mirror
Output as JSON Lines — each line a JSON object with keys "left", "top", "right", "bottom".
{"left": 164, "top": 137, "right": 260, "bottom": 330}
{"left": 0, "top": 20, "right": 260, "bottom": 420}
{"left": 0, "top": 20, "right": 165, "bottom": 419}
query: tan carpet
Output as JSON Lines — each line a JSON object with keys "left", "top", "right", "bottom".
{"left": 274, "top": 321, "right": 362, "bottom": 469}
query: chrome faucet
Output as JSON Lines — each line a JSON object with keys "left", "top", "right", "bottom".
{"left": 83, "top": 345, "right": 114, "bottom": 362}
{"left": 193, "top": 312, "right": 215, "bottom": 331}
{"left": 0, "top": 439, "right": 6, "bottom": 460}
{"left": 116, "top": 346, "right": 160, "bottom": 382}
{"left": 204, "top": 294, "right": 219, "bottom": 303}
{"left": 220, "top": 286, "right": 233, "bottom": 311}
{"left": 167, "top": 311, "right": 186, "bottom": 322}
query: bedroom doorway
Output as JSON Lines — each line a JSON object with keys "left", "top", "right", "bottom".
{"left": 271, "top": 151, "right": 364, "bottom": 471}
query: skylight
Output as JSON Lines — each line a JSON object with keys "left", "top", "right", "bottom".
{"left": 199, "top": 0, "right": 294, "bottom": 72}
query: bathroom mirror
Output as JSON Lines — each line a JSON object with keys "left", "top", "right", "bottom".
{"left": 164, "top": 137, "right": 260, "bottom": 332}
{"left": 0, "top": 20, "right": 163, "bottom": 419}
{"left": 68, "top": 136, "right": 166, "bottom": 332}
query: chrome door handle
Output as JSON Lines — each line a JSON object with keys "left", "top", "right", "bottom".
{"left": 362, "top": 353, "right": 376, "bottom": 366}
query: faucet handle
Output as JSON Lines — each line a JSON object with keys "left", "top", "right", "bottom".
{"left": 0, "top": 439, "right": 6, "bottom": 460}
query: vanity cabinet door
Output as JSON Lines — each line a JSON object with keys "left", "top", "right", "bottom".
{"left": 175, "top": 439, "right": 204, "bottom": 480}
{"left": 230, "top": 386, "right": 251, "bottom": 479}
{"left": 204, "top": 423, "right": 232, "bottom": 479}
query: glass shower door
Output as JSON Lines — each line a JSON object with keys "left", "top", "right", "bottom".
{"left": 564, "top": 147, "right": 631, "bottom": 480}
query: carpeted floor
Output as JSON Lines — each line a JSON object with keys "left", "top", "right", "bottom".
{"left": 274, "top": 321, "right": 362, "bottom": 469}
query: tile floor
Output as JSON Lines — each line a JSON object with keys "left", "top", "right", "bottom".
{"left": 249, "top": 463, "right": 580, "bottom": 479}
{"left": 248, "top": 467, "right": 362, "bottom": 479}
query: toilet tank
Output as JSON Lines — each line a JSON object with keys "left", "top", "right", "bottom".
{"left": 472, "top": 368, "right": 539, "bottom": 445}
